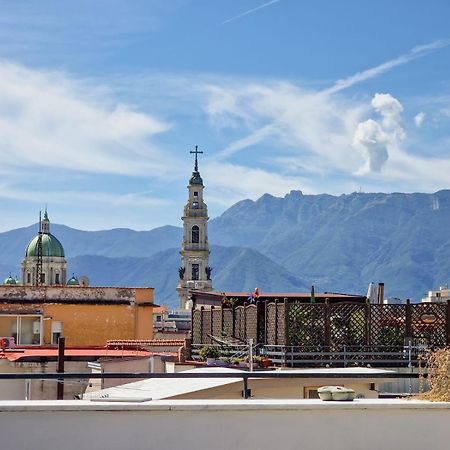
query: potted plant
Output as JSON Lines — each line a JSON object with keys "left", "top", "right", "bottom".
{"left": 217, "top": 356, "right": 231, "bottom": 367}
{"left": 251, "top": 356, "right": 263, "bottom": 368}
{"left": 259, "top": 356, "right": 273, "bottom": 368}
{"left": 199, "top": 345, "right": 221, "bottom": 365}
{"left": 231, "top": 357, "right": 245, "bottom": 367}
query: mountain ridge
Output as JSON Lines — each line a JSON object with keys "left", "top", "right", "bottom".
{"left": 2, "top": 189, "right": 450, "bottom": 305}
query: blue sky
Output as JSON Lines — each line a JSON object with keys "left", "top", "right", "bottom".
{"left": 1, "top": 0, "right": 450, "bottom": 231}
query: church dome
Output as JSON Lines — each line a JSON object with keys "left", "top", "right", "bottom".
{"left": 25, "top": 233, "right": 65, "bottom": 258}
{"left": 67, "top": 275, "right": 79, "bottom": 286}
{"left": 3, "top": 275, "right": 18, "bottom": 285}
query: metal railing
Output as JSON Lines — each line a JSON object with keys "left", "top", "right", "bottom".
{"left": 263, "top": 344, "right": 427, "bottom": 368}
{"left": 191, "top": 343, "right": 429, "bottom": 368}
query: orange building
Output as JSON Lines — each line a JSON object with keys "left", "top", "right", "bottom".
{"left": 0, "top": 285, "right": 155, "bottom": 346}
{"left": 1, "top": 211, "right": 156, "bottom": 347}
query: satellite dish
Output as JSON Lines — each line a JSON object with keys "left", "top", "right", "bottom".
{"left": 79, "top": 276, "right": 89, "bottom": 287}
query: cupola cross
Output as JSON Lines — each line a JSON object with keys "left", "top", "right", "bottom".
{"left": 190, "top": 145, "right": 203, "bottom": 172}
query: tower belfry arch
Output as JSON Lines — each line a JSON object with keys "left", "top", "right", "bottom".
{"left": 177, "top": 146, "right": 213, "bottom": 309}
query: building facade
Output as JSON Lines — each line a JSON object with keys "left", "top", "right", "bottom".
{"left": 1, "top": 211, "right": 157, "bottom": 347}
{"left": 0, "top": 285, "right": 155, "bottom": 346}
{"left": 176, "top": 147, "right": 213, "bottom": 309}
{"left": 422, "top": 284, "right": 450, "bottom": 303}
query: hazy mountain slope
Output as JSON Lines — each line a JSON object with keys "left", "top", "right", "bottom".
{"left": 210, "top": 190, "right": 450, "bottom": 299}
{"left": 0, "top": 224, "right": 181, "bottom": 264}
{"left": 3, "top": 190, "right": 450, "bottom": 302}
{"left": 69, "top": 245, "right": 307, "bottom": 308}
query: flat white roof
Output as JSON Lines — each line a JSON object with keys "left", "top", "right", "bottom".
{"left": 83, "top": 367, "right": 398, "bottom": 401}
{"left": 84, "top": 367, "right": 246, "bottom": 401}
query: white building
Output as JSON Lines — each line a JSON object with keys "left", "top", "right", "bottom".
{"left": 422, "top": 284, "right": 450, "bottom": 303}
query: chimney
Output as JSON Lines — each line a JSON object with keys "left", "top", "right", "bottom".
{"left": 377, "top": 283, "right": 385, "bottom": 304}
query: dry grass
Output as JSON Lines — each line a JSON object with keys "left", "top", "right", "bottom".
{"left": 419, "top": 348, "right": 450, "bottom": 402}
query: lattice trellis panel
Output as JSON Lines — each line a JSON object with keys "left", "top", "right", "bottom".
{"left": 288, "top": 303, "right": 325, "bottom": 348}
{"left": 411, "top": 303, "right": 447, "bottom": 347}
{"left": 202, "top": 310, "right": 211, "bottom": 344}
{"left": 257, "top": 303, "right": 266, "bottom": 344}
{"left": 245, "top": 304, "right": 258, "bottom": 342}
{"left": 192, "top": 309, "right": 202, "bottom": 345}
{"left": 370, "top": 304, "right": 406, "bottom": 348}
{"left": 277, "top": 302, "right": 286, "bottom": 345}
{"left": 266, "top": 303, "right": 277, "bottom": 345}
{"left": 235, "top": 306, "right": 245, "bottom": 341}
{"left": 211, "top": 308, "right": 222, "bottom": 338}
{"left": 223, "top": 308, "right": 233, "bottom": 338}
{"left": 330, "top": 303, "right": 366, "bottom": 349}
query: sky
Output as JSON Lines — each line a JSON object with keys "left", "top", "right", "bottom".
{"left": 1, "top": 0, "right": 450, "bottom": 231}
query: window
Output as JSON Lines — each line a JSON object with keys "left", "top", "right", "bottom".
{"left": 193, "top": 191, "right": 198, "bottom": 197}
{"left": 304, "top": 387, "right": 320, "bottom": 399}
{"left": 192, "top": 201, "right": 199, "bottom": 209}
{"left": 27, "top": 273, "right": 31, "bottom": 284}
{"left": 192, "top": 225, "right": 199, "bottom": 243}
{"left": 40, "top": 273, "right": 45, "bottom": 284}
{"left": 192, "top": 264, "right": 199, "bottom": 280}
{"left": 0, "top": 315, "right": 42, "bottom": 345}
{"left": 55, "top": 273, "right": 60, "bottom": 284}
{"left": 52, "top": 332, "right": 61, "bottom": 345}
{"left": 51, "top": 321, "right": 62, "bottom": 345}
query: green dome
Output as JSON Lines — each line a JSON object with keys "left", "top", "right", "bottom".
{"left": 25, "top": 233, "right": 65, "bottom": 258}
{"left": 3, "top": 275, "right": 17, "bottom": 285}
{"left": 67, "top": 275, "right": 79, "bottom": 286}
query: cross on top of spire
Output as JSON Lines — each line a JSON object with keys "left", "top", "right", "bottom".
{"left": 190, "top": 145, "right": 203, "bottom": 172}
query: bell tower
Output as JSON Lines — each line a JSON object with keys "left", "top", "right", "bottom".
{"left": 177, "top": 146, "right": 213, "bottom": 309}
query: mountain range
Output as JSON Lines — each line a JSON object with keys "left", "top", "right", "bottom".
{"left": 1, "top": 189, "right": 450, "bottom": 307}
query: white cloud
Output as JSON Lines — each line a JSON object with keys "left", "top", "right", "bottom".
{"left": 198, "top": 73, "right": 450, "bottom": 194}
{"left": 0, "top": 184, "right": 169, "bottom": 208}
{"left": 352, "top": 93, "right": 405, "bottom": 174}
{"left": 203, "top": 80, "right": 367, "bottom": 175}
{"left": 325, "top": 38, "right": 450, "bottom": 95}
{"left": 352, "top": 119, "right": 389, "bottom": 173}
{"left": 371, "top": 93, "right": 404, "bottom": 137}
{"left": 0, "top": 61, "right": 172, "bottom": 177}
{"left": 204, "top": 161, "right": 310, "bottom": 206}
{"left": 414, "top": 111, "right": 425, "bottom": 127}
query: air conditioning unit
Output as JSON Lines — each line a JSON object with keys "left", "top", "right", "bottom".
{"left": 0, "top": 337, "right": 15, "bottom": 349}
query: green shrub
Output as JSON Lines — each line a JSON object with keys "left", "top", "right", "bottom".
{"left": 199, "top": 345, "right": 220, "bottom": 360}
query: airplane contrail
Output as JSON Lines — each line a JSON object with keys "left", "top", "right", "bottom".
{"left": 221, "top": 0, "right": 281, "bottom": 25}
{"left": 324, "top": 38, "right": 450, "bottom": 94}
